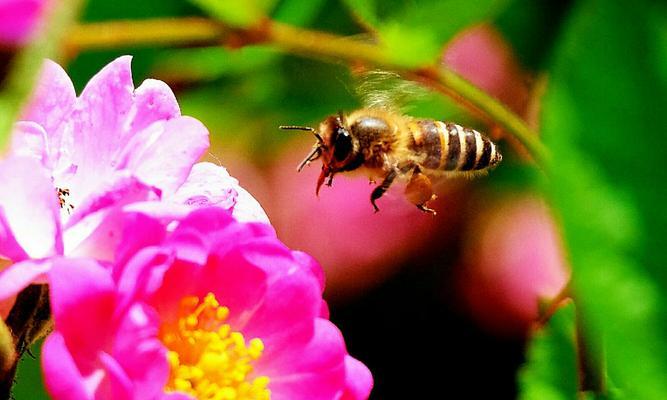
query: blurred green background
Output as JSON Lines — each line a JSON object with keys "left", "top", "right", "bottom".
{"left": 7, "top": 0, "right": 667, "bottom": 398}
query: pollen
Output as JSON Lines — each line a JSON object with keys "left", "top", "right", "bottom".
{"left": 159, "top": 293, "right": 270, "bottom": 399}
{"left": 56, "top": 187, "right": 75, "bottom": 215}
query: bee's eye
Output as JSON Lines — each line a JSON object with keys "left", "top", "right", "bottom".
{"left": 333, "top": 129, "right": 352, "bottom": 161}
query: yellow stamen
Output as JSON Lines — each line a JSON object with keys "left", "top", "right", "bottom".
{"left": 159, "top": 293, "right": 270, "bottom": 399}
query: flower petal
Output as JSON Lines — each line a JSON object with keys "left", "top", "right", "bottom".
{"left": 48, "top": 258, "right": 116, "bottom": 360}
{"left": 42, "top": 332, "right": 91, "bottom": 400}
{"left": 118, "top": 116, "right": 209, "bottom": 196}
{"left": 169, "top": 162, "right": 270, "bottom": 224}
{"left": 0, "top": 210, "right": 28, "bottom": 261}
{"left": 114, "top": 212, "right": 167, "bottom": 269}
{"left": 262, "top": 319, "right": 347, "bottom": 400}
{"left": 0, "top": 258, "right": 52, "bottom": 301}
{"left": 0, "top": 156, "right": 61, "bottom": 259}
{"left": 228, "top": 242, "right": 321, "bottom": 351}
{"left": 68, "top": 56, "right": 135, "bottom": 193}
{"left": 116, "top": 247, "right": 174, "bottom": 306}
{"left": 21, "top": 59, "right": 76, "bottom": 140}
{"left": 112, "top": 303, "right": 169, "bottom": 399}
{"left": 127, "top": 79, "right": 181, "bottom": 134}
{"left": 99, "top": 352, "right": 133, "bottom": 400}
{"left": 63, "top": 173, "right": 159, "bottom": 259}
{"left": 10, "top": 121, "right": 48, "bottom": 162}
{"left": 339, "top": 356, "right": 373, "bottom": 400}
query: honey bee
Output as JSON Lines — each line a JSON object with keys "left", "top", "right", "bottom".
{"left": 280, "top": 72, "right": 502, "bottom": 214}
{"left": 281, "top": 109, "right": 502, "bottom": 214}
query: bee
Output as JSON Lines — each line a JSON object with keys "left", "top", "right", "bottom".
{"left": 280, "top": 73, "right": 502, "bottom": 214}
{"left": 281, "top": 109, "right": 502, "bottom": 214}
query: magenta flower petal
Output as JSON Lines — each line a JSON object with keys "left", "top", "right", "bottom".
{"left": 111, "top": 303, "right": 169, "bottom": 399}
{"left": 340, "top": 356, "right": 374, "bottom": 400}
{"left": 0, "top": 157, "right": 61, "bottom": 259}
{"left": 116, "top": 247, "right": 174, "bottom": 308}
{"left": 43, "top": 207, "right": 371, "bottom": 399}
{"left": 226, "top": 243, "right": 321, "bottom": 348}
{"left": 99, "top": 351, "right": 133, "bottom": 400}
{"left": 114, "top": 212, "right": 167, "bottom": 268}
{"left": 42, "top": 332, "right": 90, "bottom": 399}
{"left": 46, "top": 257, "right": 172, "bottom": 399}
{"left": 48, "top": 258, "right": 116, "bottom": 359}
{"left": 264, "top": 319, "right": 347, "bottom": 400}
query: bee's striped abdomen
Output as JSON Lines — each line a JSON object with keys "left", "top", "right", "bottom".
{"left": 410, "top": 120, "right": 501, "bottom": 172}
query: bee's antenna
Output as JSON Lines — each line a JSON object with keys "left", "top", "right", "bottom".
{"left": 279, "top": 125, "right": 315, "bottom": 132}
{"left": 280, "top": 125, "right": 323, "bottom": 143}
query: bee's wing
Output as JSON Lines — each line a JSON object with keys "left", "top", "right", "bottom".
{"left": 354, "top": 70, "right": 427, "bottom": 112}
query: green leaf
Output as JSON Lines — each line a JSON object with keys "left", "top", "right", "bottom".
{"left": 272, "top": 0, "right": 327, "bottom": 25}
{"left": 519, "top": 303, "right": 577, "bottom": 400}
{"left": 12, "top": 343, "right": 48, "bottom": 400}
{"left": 541, "top": 0, "right": 667, "bottom": 399}
{"left": 342, "top": 0, "right": 512, "bottom": 66}
{"left": 190, "top": 0, "right": 277, "bottom": 27}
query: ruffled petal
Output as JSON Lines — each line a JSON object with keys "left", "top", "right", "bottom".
{"left": 118, "top": 116, "right": 209, "bottom": 196}
{"left": 170, "top": 162, "right": 269, "bottom": 224}
{"left": 127, "top": 79, "right": 181, "bottom": 134}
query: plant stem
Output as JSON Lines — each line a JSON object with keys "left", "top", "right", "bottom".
{"left": 65, "top": 17, "right": 226, "bottom": 52}
{"left": 64, "top": 17, "right": 548, "bottom": 163}
{"left": 0, "top": 0, "right": 86, "bottom": 151}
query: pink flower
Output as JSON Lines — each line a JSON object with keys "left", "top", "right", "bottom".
{"left": 0, "top": 56, "right": 267, "bottom": 313}
{"left": 443, "top": 24, "right": 530, "bottom": 115}
{"left": 6, "top": 55, "right": 266, "bottom": 256}
{"left": 457, "top": 195, "right": 569, "bottom": 335}
{"left": 42, "top": 207, "right": 372, "bottom": 399}
{"left": 0, "top": 0, "right": 48, "bottom": 46}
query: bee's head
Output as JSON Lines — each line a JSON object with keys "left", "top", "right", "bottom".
{"left": 280, "top": 112, "right": 361, "bottom": 195}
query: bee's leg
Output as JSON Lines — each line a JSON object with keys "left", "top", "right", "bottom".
{"left": 370, "top": 168, "right": 398, "bottom": 212}
{"left": 406, "top": 166, "right": 437, "bottom": 215}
